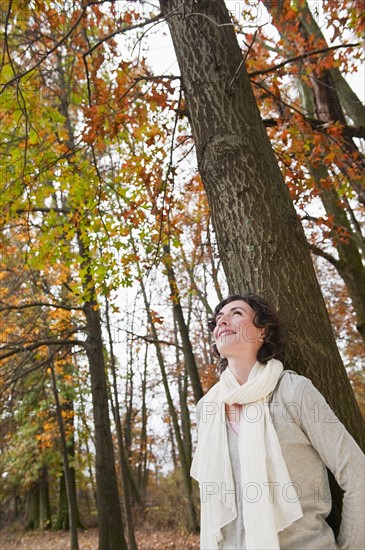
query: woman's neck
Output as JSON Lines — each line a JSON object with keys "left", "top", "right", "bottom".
{"left": 227, "top": 355, "right": 257, "bottom": 384}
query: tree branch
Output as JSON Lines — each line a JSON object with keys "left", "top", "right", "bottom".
{"left": 133, "top": 74, "right": 181, "bottom": 83}
{"left": 0, "top": 302, "right": 84, "bottom": 312}
{"left": 308, "top": 243, "right": 340, "bottom": 269}
{"left": 126, "top": 330, "right": 183, "bottom": 350}
{"left": 0, "top": 338, "right": 86, "bottom": 361}
{"left": 16, "top": 206, "right": 71, "bottom": 215}
{"left": 248, "top": 43, "right": 359, "bottom": 78}
{"left": 83, "top": 13, "right": 164, "bottom": 57}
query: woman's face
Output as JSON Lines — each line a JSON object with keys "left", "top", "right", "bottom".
{"left": 212, "top": 300, "right": 265, "bottom": 358}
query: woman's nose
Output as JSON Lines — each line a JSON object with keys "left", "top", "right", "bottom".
{"left": 217, "top": 313, "right": 228, "bottom": 325}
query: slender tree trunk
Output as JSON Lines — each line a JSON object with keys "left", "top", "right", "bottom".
{"left": 77, "top": 379, "right": 97, "bottom": 505}
{"left": 159, "top": 0, "right": 365, "bottom": 452}
{"left": 55, "top": 57, "right": 127, "bottom": 549}
{"left": 124, "top": 343, "right": 134, "bottom": 460}
{"left": 163, "top": 246, "right": 204, "bottom": 403}
{"left": 55, "top": 474, "right": 70, "bottom": 530}
{"left": 137, "top": 345, "right": 149, "bottom": 497}
{"left": 175, "top": 317, "right": 193, "bottom": 469}
{"left": 78, "top": 234, "right": 127, "bottom": 550}
{"left": 137, "top": 267, "right": 199, "bottom": 532}
{"left": 38, "top": 467, "right": 52, "bottom": 531}
{"left": 104, "top": 297, "right": 138, "bottom": 550}
{"left": 49, "top": 360, "right": 79, "bottom": 550}
{"left": 207, "top": 218, "right": 224, "bottom": 303}
{"left": 26, "top": 482, "right": 39, "bottom": 530}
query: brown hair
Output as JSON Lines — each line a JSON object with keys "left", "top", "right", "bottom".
{"left": 208, "top": 293, "right": 285, "bottom": 373}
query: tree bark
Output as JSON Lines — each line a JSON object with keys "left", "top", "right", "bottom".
{"left": 174, "top": 316, "right": 193, "bottom": 469}
{"left": 38, "top": 467, "right": 52, "bottom": 531}
{"left": 159, "top": 0, "right": 365, "bottom": 451}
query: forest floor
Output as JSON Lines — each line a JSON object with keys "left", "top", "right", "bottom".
{"left": 0, "top": 527, "right": 200, "bottom": 550}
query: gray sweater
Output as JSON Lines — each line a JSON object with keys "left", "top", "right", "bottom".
{"left": 196, "top": 371, "right": 365, "bottom": 549}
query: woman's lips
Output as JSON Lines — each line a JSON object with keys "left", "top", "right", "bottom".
{"left": 217, "top": 329, "right": 236, "bottom": 339}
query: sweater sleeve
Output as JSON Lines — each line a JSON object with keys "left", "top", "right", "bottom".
{"left": 298, "top": 379, "right": 365, "bottom": 550}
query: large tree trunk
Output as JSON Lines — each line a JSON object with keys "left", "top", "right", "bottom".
{"left": 159, "top": 0, "right": 365, "bottom": 449}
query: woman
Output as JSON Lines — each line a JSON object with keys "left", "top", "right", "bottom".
{"left": 191, "top": 294, "right": 365, "bottom": 550}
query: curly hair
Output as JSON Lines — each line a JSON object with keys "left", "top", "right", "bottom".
{"left": 208, "top": 293, "right": 285, "bottom": 373}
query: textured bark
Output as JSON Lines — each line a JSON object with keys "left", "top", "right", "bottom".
{"left": 159, "top": 0, "right": 365, "bottom": 450}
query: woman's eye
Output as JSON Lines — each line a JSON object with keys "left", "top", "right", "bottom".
{"left": 233, "top": 311, "right": 242, "bottom": 316}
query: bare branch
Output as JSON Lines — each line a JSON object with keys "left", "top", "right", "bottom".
{"left": 252, "top": 78, "right": 306, "bottom": 117}
{"left": 229, "top": 28, "right": 259, "bottom": 90}
{"left": 0, "top": 302, "right": 84, "bottom": 312}
{"left": 83, "top": 13, "right": 164, "bottom": 57}
{"left": 126, "top": 331, "right": 183, "bottom": 350}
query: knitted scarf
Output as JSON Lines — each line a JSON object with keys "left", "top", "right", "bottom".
{"left": 191, "top": 359, "right": 303, "bottom": 549}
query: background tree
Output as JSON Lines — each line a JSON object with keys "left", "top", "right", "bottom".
{"left": 158, "top": 0, "right": 364, "bottom": 448}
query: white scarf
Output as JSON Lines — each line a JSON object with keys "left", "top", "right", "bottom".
{"left": 191, "top": 359, "right": 303, "bottom": 549}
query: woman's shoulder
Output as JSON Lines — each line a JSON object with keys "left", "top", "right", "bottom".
{"left": 271, "top": 369, "right": 310, "bottom": 403}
